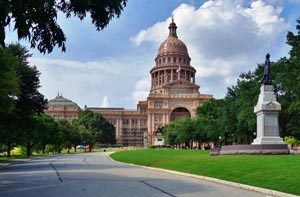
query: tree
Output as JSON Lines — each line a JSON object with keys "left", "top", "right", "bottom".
{"left": 57, "top": 120, "right": 81, "bottom": 152}
{"left": 163, "top": 117, "right": 196, "bottom": 148}
{"left": 32, "top": 114, "right": 58, "bottom": 154}
{"left": 0, "top": 0, "right": 127, "bottom": 53}
{"left": 272, "top": 18, "right": 300, "bottom": 138}
{"left": 0, "top": 47, "right": 19, "bottom": 157}
{"left": 0, "top": 47, "right": 19, "bottom": 114}
{"left": 6, "top": 44, "right": 47, "bottom": 157}
{"left": 196, "top": 99, "right": 226, "bottom": 144}
{"left": 73, "top": 110, "right": 115, "bottom": 151}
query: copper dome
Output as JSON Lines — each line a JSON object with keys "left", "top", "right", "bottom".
{"left": 158, "top": 37, "right": 188, "bottom": 56}
{"left": 157, "top": 19, "right": 189, "bottom": 57}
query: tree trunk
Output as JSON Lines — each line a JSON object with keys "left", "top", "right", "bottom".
{"left": 6, "top": 142, "right": 11, "bottom": 157}
{"left": 74, "top": 147, "right": 77, "bottom": 152}
{"left": 26, "top": 143, "right": 32, "bottom": 158}
{"left": 42, "top": 144, "right": 45, "bottom": 154}
{"left": 197, "top": 141, "right": 201, "bottom": 150}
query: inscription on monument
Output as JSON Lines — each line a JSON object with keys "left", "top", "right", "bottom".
{"left": 264, "top": 113, "right": 278, "bottom": 136}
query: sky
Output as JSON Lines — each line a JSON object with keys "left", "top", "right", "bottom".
{"left": 5, "top": 0, "right": 300, "bottom": 109}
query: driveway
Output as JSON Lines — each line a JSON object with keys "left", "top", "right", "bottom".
{"left": 0, "top": 152, "right": 264, "bottom": 197}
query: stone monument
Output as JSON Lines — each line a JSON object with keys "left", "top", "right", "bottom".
{"left": 215, "top": 54, "right": 289, "bottom": 155}
{"left": 252, "top": 54, "right": 285, "bottom": 144}
{"left": 252, "top": 85, "right": 284, "bottom": 144}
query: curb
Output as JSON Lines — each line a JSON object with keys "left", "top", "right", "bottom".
{"left": 0, "top": 162, "right": 11, "bottom": 170}
{"left": 0, "top": 155, "right": 61, "bottom": 171}
{"left": 108, "top": 153, "right": 298, "bottom": 197}
{"left": 0, "top": 159, "right": 30, "bottom": 171}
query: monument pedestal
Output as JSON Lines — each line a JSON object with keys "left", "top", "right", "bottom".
{"left": 252, "top": 85, "right": 285, "bottom": 145}
{"left": 215, "top": 85, "right": 288, "bottom": 155}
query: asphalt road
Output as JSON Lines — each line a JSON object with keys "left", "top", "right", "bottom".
{"left": 0, "top": 152, "right": 265, "bottom": 197}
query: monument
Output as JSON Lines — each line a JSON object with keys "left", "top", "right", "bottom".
{"left": 215, "top": 54, "right": 289, "bottom": 155}
{"left": 252, "top": 54, "right": 285, "bottom": 144}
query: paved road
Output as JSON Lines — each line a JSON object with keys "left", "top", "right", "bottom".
{"left": 0, "top": 152, "right": 265, "bottom": 197}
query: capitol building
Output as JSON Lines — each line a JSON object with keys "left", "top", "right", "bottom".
{"left": 45, "top": 20, "right": 212, "bottom": 147}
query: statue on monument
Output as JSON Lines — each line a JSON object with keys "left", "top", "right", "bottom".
{"left": 261, "top": 53, "right": 272, "bottom": 85}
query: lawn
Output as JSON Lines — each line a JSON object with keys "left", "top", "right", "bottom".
{"left": 110, "top": 149, "right": 300, "bottom": 195}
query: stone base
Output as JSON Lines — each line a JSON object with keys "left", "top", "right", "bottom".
{"left": 214, "top": 144, "right": 289, "bottom": 155}
{"left": 252, "top": 136, "right": 285, "bottom": 145}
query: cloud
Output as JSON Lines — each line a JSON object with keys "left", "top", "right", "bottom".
{"left": 29, "top": 56, "right": 151, "bottom": 108}
{"left": 131, "top": 0, "right": 288, "bottom": 98}
{"left": 132, "top": 77, "right": 151, "bottom": 104}
{"left": 101, "top": 96, "right": 110, "bottom": 107}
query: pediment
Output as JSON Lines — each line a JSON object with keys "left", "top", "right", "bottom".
{"left": 162, "top": 79, "right": 199, "bottom": 89}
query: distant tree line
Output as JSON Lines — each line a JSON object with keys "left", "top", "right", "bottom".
{"left": 163, "top": 18, "right": 300, "bottom": 148}
{"left": 0, "top": 44, "right": 115, "bottom": 157}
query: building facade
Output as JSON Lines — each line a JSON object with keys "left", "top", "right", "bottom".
{"left": 45, "top": 20, "right": 212, "bottom": 147}
{"left": 87, "top": 101, "right": 148, "bottom": 147}
{"left": 146, "top": 19, "right": 212, "bottom": 145}
{"left": 45, "top": 94, "right": 81, "bottom": 121}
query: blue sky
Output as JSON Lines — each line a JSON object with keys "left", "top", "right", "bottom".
{"left": 5, "top": 0, "right": 300, "bottom": 109}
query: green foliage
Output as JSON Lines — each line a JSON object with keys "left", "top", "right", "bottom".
{"left": 284, "top": 136, "right": 300, "bottom": 147}
{"left": 0, "top": 44, "right": 47, "bottom": 157}
{"left": 0, "top": 47, "right": 19, "bottom": 114}
{"left": 111, "top": 149, "right": 300, "bottom": 195}
{"left": 192, "top": 19, "right": 300, "bottom": 145}
{"left": 73, "top": 110, "right": 116, "bottom": 147}
{"left": 163, "top": 117, "right": 194, "bottom": 146}
{"left": 0, "top": 0, "right": 127, "bottom": 53}
{"left": 197, "top": 99, "right": 225, "bottom": 143}
{"left": 163, "top": 116, "right": 207, "bottom": 148}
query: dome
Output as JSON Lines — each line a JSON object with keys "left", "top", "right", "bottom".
{"left": 158, "top": 37, "right": 188, "bottom": 55}
{"left": 157, "top": 19, "right": 189, "bottom": 57}
{"left": 48, "top": 95, "right": 80, "bottom": 109}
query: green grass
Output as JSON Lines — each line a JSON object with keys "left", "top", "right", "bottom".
{"left": 111, "top": 149, "right": 300, "bottom": 195}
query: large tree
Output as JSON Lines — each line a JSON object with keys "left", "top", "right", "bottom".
{"left": 73, "top": 110, "right": 115, "bottom": 151}
{"left": 0, "top": 47, "right": 20, "bottom": 156}
{"left": 0, "top": 0, "right": 127, "bottom": 53}
{"left": 7, "top": 44, "right": 47, "bottom": 157}
{"left": 273, "top": 18, "right": 300, "bottom": 138}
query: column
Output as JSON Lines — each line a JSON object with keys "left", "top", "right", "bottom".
{"left": 193, "top": 73, "right": 195, "bottom": 83}
{"left": 164, "top": 70, "right": 166, "bottom": 85}
{"left": 171, "top": 69, "right": 173, "bottom": 82}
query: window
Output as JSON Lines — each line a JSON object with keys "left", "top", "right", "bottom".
{"left": 173, "top": 57, "right": 176, "bottom": 63}
{"left": 168, "top": 57, "right": 171, "bottom": 62}
{"left": 163, "top": 58, "right": 166, "bottom": 63}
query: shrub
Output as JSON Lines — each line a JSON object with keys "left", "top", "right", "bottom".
{"left": 284, "top": 136, "right": 300, "bottom": 147}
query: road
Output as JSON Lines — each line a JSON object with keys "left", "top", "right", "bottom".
{"left": 0, "top": 152, "right": 265, "bottom": 197}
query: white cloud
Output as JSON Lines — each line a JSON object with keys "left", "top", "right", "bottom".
{"left": 29, "top": 56, "right": 152, "bottom": 108}
{"left": 132, "top": 77, "right": 151, "bottom": 104}
{"left": 101, "top": 96, "right": 110, "bottom": 107}
{"left": 132, "top": 0, "right": 288, "bottom": 98}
